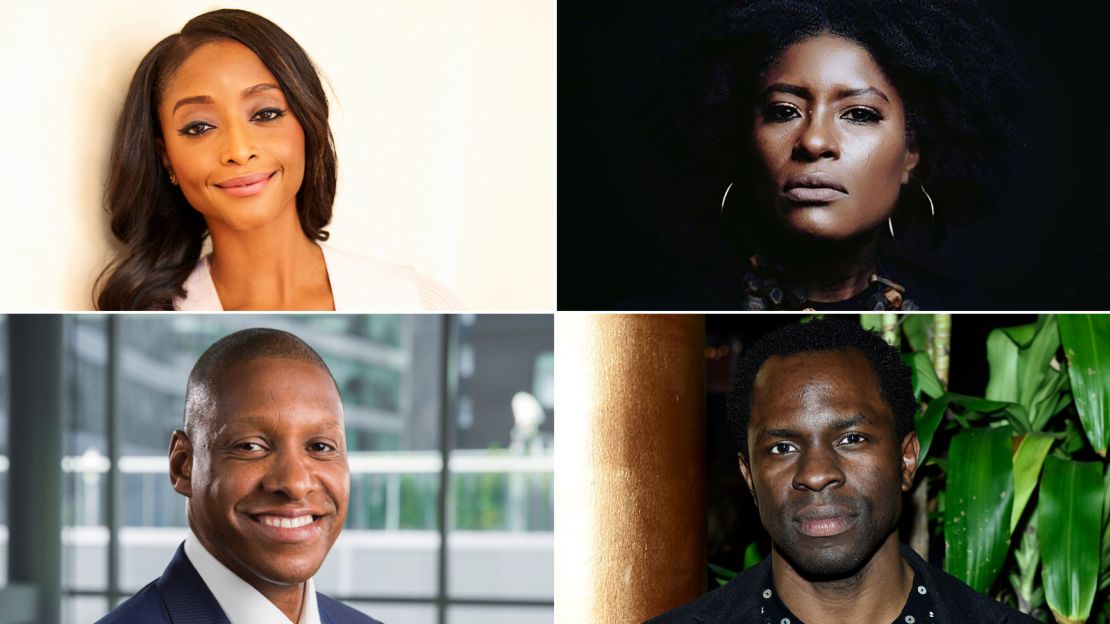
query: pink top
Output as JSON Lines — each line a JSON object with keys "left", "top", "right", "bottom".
{"left": 174, "top": 245, "right": 463, "bottom": 311}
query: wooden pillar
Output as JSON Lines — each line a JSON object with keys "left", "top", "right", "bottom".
{"left": 556, "top": 314, "right": 705, "bottom": 623}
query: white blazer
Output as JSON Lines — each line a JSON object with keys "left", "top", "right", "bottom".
{"left": 174, "top": 245, "right": 462, "bottom": 311}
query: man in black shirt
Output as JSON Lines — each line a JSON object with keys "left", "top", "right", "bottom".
{"left": 648, "top": 319, "right": 1037, "bottom": 624}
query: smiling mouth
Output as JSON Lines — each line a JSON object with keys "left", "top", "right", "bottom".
{"left": 256, "top": 514, "right": 317, "bottom": 528}
{"left": 246, "top": 512, "right": 326, "bottom": 543}
{"left": 215, "top": 171, "right": 276, "bottom": 198}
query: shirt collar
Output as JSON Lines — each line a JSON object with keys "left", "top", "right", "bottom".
{"left": 760, "top": 554, "right": 936, "bottom": 624}
{"left": 184, "top": 530, "right": 321, "bottom": 624}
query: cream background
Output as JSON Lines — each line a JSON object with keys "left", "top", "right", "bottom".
{"left": 0, "top": 0, "right": 554, "bottom": 310}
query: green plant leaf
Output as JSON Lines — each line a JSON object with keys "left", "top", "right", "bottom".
{"left": 743, "top": 541, "right": 763, "bottom": 570}
{"left": 985, "top": 317, "right": 1060, "bottom": 417}
{"left": 986, "top": 325, "right": 1024, "bottom": 404}
{"left": 708, "top": 562, "right": 737, "bottom": 587}
{"left": 916, "top": 394, "right": 953, "bottom": 466}
{"left": 1016, "top": 316, "right": 1060, "bottom": 410}
{"left": 1058, "top": 314, "right": 1110, "bottom": 456}
{"left": 1028, "top": 366, "right": 1070, "bottom": 432}
{"left": 1010, "top": 432, "right": 1054, "bottom": 534}
{"left": 905, "top": 351, "right": 945, "bottom": 400}
{"left": 903, "top": 314, "right": 933, "bottom": 354}
{"left": 945, "top": 428, "right": 1014, "bottom": 593}
{"left": 1039, "top": 456, "right": 1101, "bottom": 624}
{"left": 860, "top": 314, "right": 884, "bottom": 334}
{"left": 1101, "top": 466, "right": 1110, "bottom": 593}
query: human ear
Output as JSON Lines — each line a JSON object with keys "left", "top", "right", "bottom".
{"left": 738, "top": 452, "right": 758, "bottom": 507}
{"left": 899, "top": 431, "right": 921, "bottom": 490}
{"left": 901, "top": 146, "right": 920, "bottom": 184}
{"left": 168, "top": 429, "right": 194, "bottom": 498}
{"left": 155, "top": 137, "right": 173, "bottom": 174}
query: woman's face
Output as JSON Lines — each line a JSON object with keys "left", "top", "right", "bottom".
{"left": 157, "top": 39, "right": 305, "bottom": 234}
{"left": 752, "top": 34, "right": 918, "bottom": 241}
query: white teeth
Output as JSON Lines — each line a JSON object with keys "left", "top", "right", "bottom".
{"left": 259, "top": 514, "right": 314, "bottom": 528}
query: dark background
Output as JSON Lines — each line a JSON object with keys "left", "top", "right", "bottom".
{"left": 702, "top": 313, "right": 1038, "bottom": 575}
{"left": 558, "top": 1, "right": 1109, "bottom": 310}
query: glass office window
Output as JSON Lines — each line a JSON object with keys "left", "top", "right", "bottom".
{"left": 448, "top": 314, "right": 555, "bottom": 610}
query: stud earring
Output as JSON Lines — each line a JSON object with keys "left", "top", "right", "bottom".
{"left": 169, "top": 172, "right": 177, "bottom": 186}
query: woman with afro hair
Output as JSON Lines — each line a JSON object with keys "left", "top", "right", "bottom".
{"left": 642, "top": 0, "right": 1028, "bottom": 310}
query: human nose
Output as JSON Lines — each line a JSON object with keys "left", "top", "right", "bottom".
{"left": 220, "top": 118, "right": 257, "bottom": 165}
{"left": 791, "top": 447, "right": 845, "bottom": 492}
{"left": 792, "top": 109, "right": 839, "bottom": 162}
{"left": 262, "top": 449, "right": 316, "bottom": 500}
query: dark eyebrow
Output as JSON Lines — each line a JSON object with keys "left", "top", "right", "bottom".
{"left": 761, "top": 427, "right": 804, "bottom": 440}
{"left": 837, "top": 86, "right": 889, "bottom": 103}
{"left": 763, "top": 83, "right": 810, "bottom": 100}
{"left": 758, "top": 414, "right": 870, "bottom": 440}
{"left": 829, "top": 414, "right": 869, "bottom": 430}
{"left": 762, "top": 83, "right": 890, "bottom": 103}
{"left": 172, "top": 83, "right": 282, "bottom": 114}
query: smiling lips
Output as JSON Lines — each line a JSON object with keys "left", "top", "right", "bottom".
{"left": 783, "top": 173, "right": 848, "bottom": 204}
{"left": 215, "top": 171, "right": 275, "bottom": 198}
{"left": 247, "top": 509, "right": 325, "bottom": 543}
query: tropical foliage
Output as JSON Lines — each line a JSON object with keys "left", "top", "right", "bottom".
{"left": 869, "top": 313, "right": 1110, "bottom": 623}
{"left": 717, "top": 314, "right": 1110, "bottom": 623}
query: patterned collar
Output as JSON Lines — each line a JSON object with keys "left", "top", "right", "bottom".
{"left": 739, "top": 254, "right": 919, "bottom": 311}
{"left": 758, "top": 566, "right": 936, "bottom": 624}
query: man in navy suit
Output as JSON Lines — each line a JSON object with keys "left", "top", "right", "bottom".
{"left": 98, "top": 328, "right": 381, "bottom": 623}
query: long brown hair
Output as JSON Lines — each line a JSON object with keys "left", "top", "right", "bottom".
{"left": 95, "top": 9, "right": 337, "bottom": 310}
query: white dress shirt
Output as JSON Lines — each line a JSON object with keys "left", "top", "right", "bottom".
{"left": 174, "top": 244, "right": 463, "bottom": 311}
{"left": 184, "top": 530, "right": 321, "bottom": 624}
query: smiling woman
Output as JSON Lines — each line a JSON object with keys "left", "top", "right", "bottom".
{"left": 95, "top": 9, "right": 462, "bottom": 311}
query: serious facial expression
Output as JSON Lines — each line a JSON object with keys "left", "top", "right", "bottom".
{"left": 157, "top": 39, "right": 306, "bottom": 234}
{"left": 752, "top": 34, "right": 919, "bottom": 241}
{"left": 740, "top": 349, "right": 918, "bottom": 579}
{"left": 175, "top": 357, "right": 349, "bottom": 587}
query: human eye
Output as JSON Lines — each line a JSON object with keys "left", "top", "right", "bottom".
{"left": 232, "top": 440, "right": 268, "bottom": 453}
{"left": 768, "top": 441, "right": 798, "bottom": 455}
{"left": 761, "top": 103, "right": 801, "bottom": 123}
{"left": 837, "top": 432, "right": 868, "bottom": 446}
{"left": 307, "top": 440, "right": 339, "bottom": 454}
{"left": 252, "top": 107, "right": 287, "bottom": 122}
{"left": 841, "top": 107, "right": 883, "bottom": 124}
{"left": 178, "top": 121, "right": 215, "bottom": 137}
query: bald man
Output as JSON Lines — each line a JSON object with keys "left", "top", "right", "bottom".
{"left": 98, "top": 328, "right": 380, "bottom": 624}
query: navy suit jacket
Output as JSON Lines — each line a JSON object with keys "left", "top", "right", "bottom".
{"left": 96, "top": 543, "right": 382, "bottom": 624}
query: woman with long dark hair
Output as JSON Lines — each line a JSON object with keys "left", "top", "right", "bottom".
{"left": 642, "top": 0, "right": 1027, "bottom": 310}
{"left": 96, "top": 9, "right": 460, "bottom": 310}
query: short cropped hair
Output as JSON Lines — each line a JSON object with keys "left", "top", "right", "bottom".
{"left": 184, "top": 327, "right": 337, "bottom": 435}
{"left": 727, "top": 318, "right": 916, "bottom": 458}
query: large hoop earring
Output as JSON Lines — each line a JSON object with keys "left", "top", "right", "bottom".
{"left": 888, "top": 217, "right": 895, "bottom": 240}
{"left": 920, "top": 183, "right": 935, "bottom": 217}
{"left": 720, "top": 182, "right": 734, "bottom": 215}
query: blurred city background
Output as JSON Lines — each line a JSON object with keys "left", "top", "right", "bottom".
{"left": 0, "top": 314, "right": 554, "bottom": 624}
